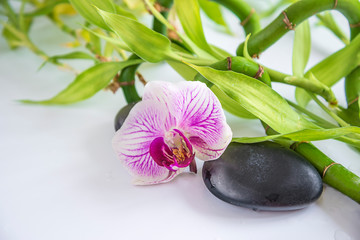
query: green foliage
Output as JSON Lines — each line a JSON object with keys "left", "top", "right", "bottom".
{"left": 233, "top": 126, "right": 360, "bottom": 144}
{"left": 316, "top": 12, "right": 349, "bottom": 45}
{"left": 174, "top": 0, "right": 212, "bottom": 52}
{"left": 39, "top": 51, "right": 98, "bottom": 69}
{"left": 97, "top": 8, "right": 173, "bottom": 62}
{"left": 69, "top": 0, "right": 116, "bottom": 30}
{"left": 1, "top": 0, "right": 359, "bottom": 204}
{"left": 198, "top": 0, "right": 231, "bottom": 33}
{"left": 292, "top": 20, "right": 311, "bottom": 78}
{"left": 296, "top": 34, "right": 360, "bottom": 107}
{"left": 21, "top": 60, "right": 143, "bottom": 104}
{"left": 188, "top": 64, "right": 318, "bottom": 133}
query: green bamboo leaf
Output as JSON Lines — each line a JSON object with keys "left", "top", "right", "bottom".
{"left": 39, "top": 51, "right": 97, "bottom": 69}
{"left": 345, "top": 68, "right": 360, "bottom": 108}
{"left": 83, "top": 27, "right": 130, "bottom": 51}
{"left": 316, "top": 12, "right": 349, "bottom": 45}
{"left": 104, "top": 42, "right": 114, "bottom": 58}
{"left": 292, "top": 20, "right": 311, "bottom": 77}
{"left": 114, "top": 5, "right": 137, "bottom": 20}
{"left": 174, "top": 0, "right": 212, "bottom": 53}
{"left": 188, "top": 64, "right": 318, "bottom": 133}
{"left": 21, "top": 60, "right": 143, "bottom": 105}
{"left": 233, "top": 126, "right": 360, "bottom": 143}
{"left": 211, "top": 45, "right": 232, "bottom": 59}
{"left": 337, "top": 106, "right": 360, "bottom": 127}
{"left": 69, "top": 0, "right": 116, "bottom": 30}
{"left": 296, "top": 33, "right": 360, "bottom": 107}
{"left": 210, "top": 86, "right": 257, "bottom": 119}
{"left": 167, "top": 60, "right": 198, "bottom": 81}
{"left": 89, "top": 29, "right": 102, "bottom": 55}
{"left": 167, "top": 60, "right": 255, "bottom": 118}
{"left": 198, "top": 0, "right": 231, "bottom": 33}
{"left": 142, "top": 0, "right": 216, "bottom": 61}
{"left": 97, "top": 8, "right": 175, "bottom": 62}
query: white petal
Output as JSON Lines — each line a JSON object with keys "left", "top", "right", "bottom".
{"left": 112, "top": 100, "right": 178, "bottom": 184}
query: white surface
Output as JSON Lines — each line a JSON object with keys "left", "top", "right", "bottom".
{"left": 1, "top": 8, "right": 360, "bottom": 240}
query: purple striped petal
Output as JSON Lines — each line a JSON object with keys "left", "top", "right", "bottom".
{"left": 143, "top": 81, "right": 232, "bottom": 160}
{"left": 112, "top": 100, "right": 180, "bottom": 185}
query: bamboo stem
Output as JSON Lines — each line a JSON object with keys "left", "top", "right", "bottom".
{"left": 265, "top": 67, "right": 337, "bottom": 103}
{"left": 293, "top": 142, "right": 360, "bottom": 203}
{"left": 212, "top": 0, "right": 261, "bottom": 35}
{"left": 236, "top": 0, "right": 360, "bottom": 56}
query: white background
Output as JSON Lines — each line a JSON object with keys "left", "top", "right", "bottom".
{"left": 1, "top": 3, "right": 360, "bottom": 240}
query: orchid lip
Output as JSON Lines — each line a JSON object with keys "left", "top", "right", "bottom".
{"left": 150, "top": 129, "right": 195, "bottom": 171}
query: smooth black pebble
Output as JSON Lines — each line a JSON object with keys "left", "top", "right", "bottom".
{"left": 202, "top": 142, "right": 323, "bottom": 211}
{"left": 114, "top": 102, "right": 137, "bottom": 131}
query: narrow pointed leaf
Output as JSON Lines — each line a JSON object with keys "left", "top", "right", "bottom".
{"left": 188, "top": 65, "right": 318, "bottom": 133}
{"left": 114, "top": 5, "right": 137, "bottom": 20}
{"left": 210, "top": 86, "right": 256, "bottom": 119}
{"left": 21, "top": 60, "right": 143, "bottom": 105}
{"left": 233, "top": 126, "right": 360, "bottom": 143}
{"left": 167, "top": 61, "right": 256, "bottom": 119}
{"left": 198, "top": 0, "right": 230, "bottom": 33}
{"left": 292, "top": 20, "right": 311, "bottom": 77}
{"left": 39, "top": 51, "right": 97, "bottom": 69}
{"left": 296, "top": 34, "right": 360, "bottom": 107}
{"left": 83, "top": 27, "right": 130, "bottom": 51}
{"left": 69, "top": 0, "right": 116, "bottom": 30}
{"left": 167, "top": 60, "right": 198, "bottom": 81}
{"left": 142, "top": 0, "right": 216, "bottom": 60}
{"left": 97, "top": 8, "right": 173, "bottom": 62}
{"left": 174, "top": 0, "right": 212, "bottom": 53}
{"left": 316, "top": 12, "right": 349, "bottom": 45}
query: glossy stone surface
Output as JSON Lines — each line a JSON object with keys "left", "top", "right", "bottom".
{"left": 114, "top": 102, "right": 137, "bottom": 131}
{"left": 202, "top": 142, "right": 323, "bottom": 211}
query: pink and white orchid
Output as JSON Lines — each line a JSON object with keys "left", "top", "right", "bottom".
{"left": 112, "top": 81, "right": 232, "bottom": 185}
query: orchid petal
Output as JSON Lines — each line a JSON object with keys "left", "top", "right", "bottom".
{"left": 143, "top": 81, "right": 232, "bottom": 160}
{"left": 112, "top": 100, "right": 179, "bottom": 185}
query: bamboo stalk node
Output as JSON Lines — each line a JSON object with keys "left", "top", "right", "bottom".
{"left": 290, "top": 141, "right": 308, "bottom": 150}
{"left": 240, "top": 8, "right": 255, "bottom": 26}
{"left": 254, "top": 64, "right": 264, "bottom": 79}
{"left": 282, "top": 11, "right": 296, "bottom": 30}
{"left": 322, "top": 162, "right": 340, "bottom": 178}
{"left": 227, "top": 57, "right": 232, "bottom": 70}
{"left": 119, "top": 80, "right": 135, "bottom": 87}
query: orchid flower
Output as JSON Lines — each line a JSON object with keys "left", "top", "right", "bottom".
{"left": 112, "top": 81, "right": 232, "bottom": 185}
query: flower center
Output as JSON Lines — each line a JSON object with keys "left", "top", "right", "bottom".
{"left": 149, "top": 129, "right": 195, "bottom": 171}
